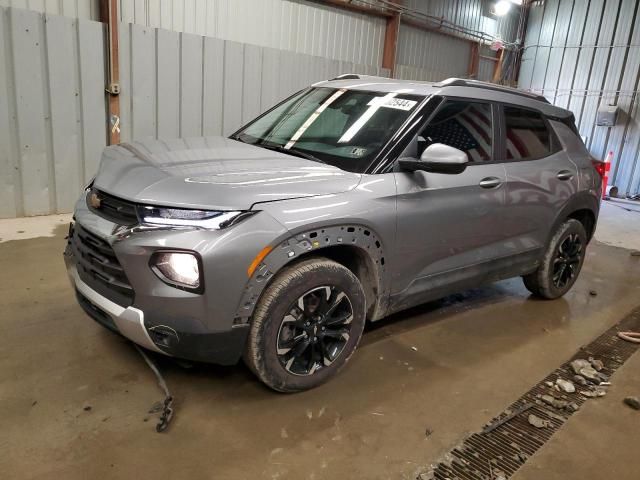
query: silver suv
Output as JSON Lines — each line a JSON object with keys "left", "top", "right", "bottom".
{"left": 64, "top": 76, "right": 602, "bottom": 391}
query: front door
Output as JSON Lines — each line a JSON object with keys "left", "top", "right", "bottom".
{"left": 390, "top": 99, "right": 509, "bottom": 311}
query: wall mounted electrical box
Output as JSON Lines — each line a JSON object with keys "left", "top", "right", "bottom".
{"left": 596, "top": 105, "right": 619, "bottom": 127}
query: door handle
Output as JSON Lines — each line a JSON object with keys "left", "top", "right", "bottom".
{"left": 479, "top": 177, "right": 502, "bottom": 189}
{"left": 557, "top": 170, "right": 574, "bottom": 181}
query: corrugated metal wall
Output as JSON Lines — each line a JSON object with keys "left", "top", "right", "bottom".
{"left": 395, "top": 0, "right": 521, "bottom": 82}
{"left": 396, "top": 25, "right": 471, "bottom": 81}
{"left": 118, "top": 21, "right": 388, "bottom": 143}
{"left": 0, "top": 0, "right": 99, "bottom": 19}
{"left": 0, "top": 1, "right": 386, "bottom": 65}
{"left": 0, "top": 6, "right": 106, "bottom": 218}
{"left": 118, "top": 0, "right": 386, "bottom": 66}
{"left": 0, "top": 1, "right": 521, "bottom": 218}
{"left": 1, "top": 1, "right": 523, "bottom": 72}
{"left": 0, "top": 1, "right": 517, "bottom": 83}
{"left": 477, "top": 45, "right": 498, "bottom": 82}
{"left": 402, "top": 0, "right": 521, "bottom": 43}
{"left": 519, "top": 0, "right": 640, "bottom": 197}
{"left": 0, "top": 6, "right": 387, "bottom": 218}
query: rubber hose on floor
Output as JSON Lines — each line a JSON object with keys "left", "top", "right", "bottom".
{"left": 618, "top": 331, "right": 640, "bottom": 344}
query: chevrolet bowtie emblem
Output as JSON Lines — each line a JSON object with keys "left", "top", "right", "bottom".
{"left": 88, "top": 192, "right": 101, "bottom": 209}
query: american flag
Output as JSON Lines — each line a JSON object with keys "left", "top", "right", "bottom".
{"left": 505, "top": 127, "right": 546, "bottom": 159}
{"left": 424, "top": 105, "right": 493, "bottom": 162}
{"left": 424, "top": 105, "right": 540, "bottom": 161}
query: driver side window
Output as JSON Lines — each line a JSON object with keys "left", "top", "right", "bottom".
{"left": 419, "top": 100, "right": 493, "bottom": 162}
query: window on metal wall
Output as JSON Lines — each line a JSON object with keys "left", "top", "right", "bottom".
{"left": 504, "top": 106, "right": 554, "bottom": 160}
{"left": 419, "top": 101, "right": 493, "bottom": 162}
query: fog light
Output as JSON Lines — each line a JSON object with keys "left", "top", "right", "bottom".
{"left": 152, "top": 252, "right": 201, "bottom": 290}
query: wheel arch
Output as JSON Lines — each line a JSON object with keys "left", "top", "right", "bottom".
{"left": 549, "top": 192, "right": 600, "bottom": 245}
{"left": 234, "top": 224, "right": 389, "bottom": 326}
{"left": 567, "top": 209, "right": 596, "bottom": 241}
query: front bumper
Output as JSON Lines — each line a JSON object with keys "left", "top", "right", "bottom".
{"left": 64, "top": 192, "right": 287, "bottom": 365}
{"left": 66, "top": 259, "right": 163, "bottom": 353}
{"left": 65, "top": 247, "right": 252, "bottom": 364}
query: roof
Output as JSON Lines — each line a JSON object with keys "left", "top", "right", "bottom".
{"left": 313, "top": 75, "right": 572, "bottom": 119}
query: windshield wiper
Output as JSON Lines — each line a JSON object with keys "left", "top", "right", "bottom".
{"left": 257, "top": 143, "right": 325, "bottom": 164}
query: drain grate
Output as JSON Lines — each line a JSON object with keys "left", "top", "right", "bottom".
{"left": 423, "top": 307, "right": 640, "bottom": 480}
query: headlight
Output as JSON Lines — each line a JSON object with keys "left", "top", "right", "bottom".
{"left": 151, "top": 251, "right": 202, "bottom": 291}
{"left": 138, "top": 206, "right": 254, "bottom": 229}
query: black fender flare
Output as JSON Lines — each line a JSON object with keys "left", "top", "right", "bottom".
{"left": 547, "top": 192, "right": 600, "bottom": 246}
{"left": 233, "top": 224, "right": 388, "bottom": 325}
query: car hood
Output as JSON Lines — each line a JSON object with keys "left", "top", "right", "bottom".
{"left": 93, "top": 137, "right": 362, "bottom": 211}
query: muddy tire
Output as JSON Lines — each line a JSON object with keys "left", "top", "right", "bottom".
{"left": 244, "top": 258, "right": 366, "bottom": 392}
{"left": 523, "top": 219, "right": 587, "bottom": 299}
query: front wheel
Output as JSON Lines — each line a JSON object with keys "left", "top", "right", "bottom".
{"left": 523, "top": 218, "right": 587, "bottom": 299}
{"left": 244, "top": 258, "right": 366, "bottom": 392}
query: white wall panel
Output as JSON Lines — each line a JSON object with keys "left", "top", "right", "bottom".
{"left": 202, "top": 36, "right": 225, "bottom": 136}
{"left": 222, "top": 40, "right": 245, "bottom": 135}
{"left": 0, "top": 7, "right": 106, "bottom": 217}
{"left": 156, "top": 28, "right": 181, "bottom": 138}
{"left": 0, "top": 0, "right": 99, "bottom": 18}
{"left": 180, "top": 32, "right": 204, "bottom": 137}
{"left": 131, "top": 25, "right": 155, "bottom": 139}
{"left": 117, "top": 20, "right": 387, "bottom": 144}
{"left": 397, "top": 25, "right": 471, "bottom": 81}
{"left": 12, "top": 7, "right": 52, "bottom": 216}
{"left": 0, "top": 7, "right": 18, "bottom": 217}
{"left": 1, "top": 0, "right": 386, "bottom": 65}
{"left": 242, "top": 44, "right": 264, "bottom": 124}
{"left": 46, "top": 14, "right": 83, "bottom": 213}
{"left": 118, "top": 0, "right": 386, "bottom": 66}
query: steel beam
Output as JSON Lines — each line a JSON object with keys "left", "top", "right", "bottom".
{"left": 101, "top": 0, "right": 120, "bottom": 145}
{"left": 314, "top": 0, "right": 392, "bottom": 18}
{"left": 382, "top": 5, "right": 401, "bottom": 76}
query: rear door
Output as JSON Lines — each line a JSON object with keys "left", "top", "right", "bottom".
{"left": 392, "top": 99, "right": 509, "bottom": 309}
{"left": 499, "top": 105, "right": 579, "bottom": 260}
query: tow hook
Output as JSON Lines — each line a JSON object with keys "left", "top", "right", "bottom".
{"left": 135, "top": 345, "right": 175, "bottom": 433}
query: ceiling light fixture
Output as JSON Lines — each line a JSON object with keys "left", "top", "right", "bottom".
{"left": 493, "top": 0, "right": 512, "bottom": 16}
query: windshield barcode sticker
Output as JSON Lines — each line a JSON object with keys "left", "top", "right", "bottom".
{"left": 369, "top": 97, "right": 417, "bottom": 111}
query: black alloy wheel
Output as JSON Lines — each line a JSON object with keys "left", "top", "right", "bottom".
{"left": 552, "top": 233, "right": 583, "bottom": 289}
{"left": 522, "top": 218, "right": 588, "bottom": 299}
{"left": 276, "top": 286, "right": 354, "bottom": 376}
{"left": 244, "top": 257, "right": 366, "bottom": 392}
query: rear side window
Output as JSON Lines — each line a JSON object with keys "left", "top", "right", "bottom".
{"left": 503, "top": 106, "right": 556, "bottom": 160}
{"left": 420, "top": 100, "right": 493, "bottom": 162}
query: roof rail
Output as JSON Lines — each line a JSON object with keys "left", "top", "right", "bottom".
{"left": 330, "top": 73, "right": 361, "bottom": 80}
{"left": 434, "top": 78, "right": 550, "bottom": 104}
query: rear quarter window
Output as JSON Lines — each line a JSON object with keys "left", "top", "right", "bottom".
{"left": 503, "top": 106, "right": 560, "bottom": 161}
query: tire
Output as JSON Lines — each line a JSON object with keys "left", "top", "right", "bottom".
{"left": 244, "top": 258, "right": 366, "bottom": 392}
{"left": 523, "top": 219, "right": 587, "bottom": 299}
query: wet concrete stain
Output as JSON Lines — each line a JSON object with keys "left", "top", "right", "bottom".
{"left": 1, "top": 226, "right": 639, "bottom": 479}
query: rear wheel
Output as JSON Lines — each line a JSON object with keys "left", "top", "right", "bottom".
{"left": 244, "top": 258, "right": 366, "bottom": 392}
{"left": 523, "top": 219, "right": 587, "bottom": 299}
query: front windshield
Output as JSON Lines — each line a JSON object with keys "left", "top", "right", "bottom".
{"left": 233, "top": 87, "right": 424, "bottom": 173}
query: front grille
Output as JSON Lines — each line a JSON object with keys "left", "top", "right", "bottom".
{"left": 70, "top": 224, "right": 134, "bottom": 307}
{"left": 87, "top": 188, "right": 139, "bottom": 225}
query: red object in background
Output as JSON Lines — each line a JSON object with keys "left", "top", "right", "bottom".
{"left": 592, "top": 159, "right": 606, "bottom": 179}
{"left": 601, "top": 151, "right": 613, "bottom": 199}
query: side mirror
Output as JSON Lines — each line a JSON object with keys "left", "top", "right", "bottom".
{"left": 398, "top": 143, "right": 469, "bottom": 174}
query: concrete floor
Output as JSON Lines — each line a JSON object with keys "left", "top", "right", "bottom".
{"left": 1, "top": 202, "right": 639, "bottom": 480}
